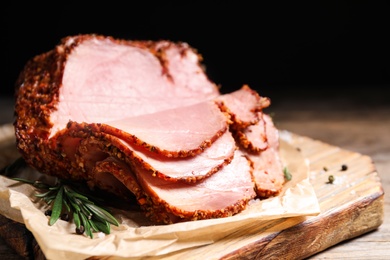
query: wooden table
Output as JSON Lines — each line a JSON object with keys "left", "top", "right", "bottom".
{"left": 1, "top": 94, "right": 389, "bottom": 259}
{"left": 274, "top": 98, "right": 389, "bottom": 259}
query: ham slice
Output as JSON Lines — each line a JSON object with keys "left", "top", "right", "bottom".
{"left": 235, "top": 112, "right": 268, "bottom": 152}
{"left": 245, "top": 114, "right": 285, "bottom": 198}
{"left": 124, "top": 130, "right": 236, "bottom": 182}
{"left": 216, "top": 84, "right": 271, "bottom": 129}
{"left": 14, "top": 34, "right": 285, "bottom": 224}
{"left": 58, "top": 100, "right": 229, "bottom": 158}
{"left": 41, "top": 35, "right": 220, "bottom": 138}
{"left": 135, "top": 150, "right": 256, "bottom": 223}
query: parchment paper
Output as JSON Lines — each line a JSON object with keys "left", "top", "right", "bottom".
{"left": 0, "top": 124, "right": 320, "bottom": 259}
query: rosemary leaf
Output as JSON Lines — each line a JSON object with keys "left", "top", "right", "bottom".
{"left": 49, "top": 185, "right": 64, "bottom": 226}
{"left": 85, "top": 203, "right": 119, "bottom": 226}
{"left": 88, "top": 218, "right": 99, "bottom": 232}
{"left": 73, "top": 211, "right": 81, "bottom": 229}
{"left": 35, "top": 190, "right": 55, "bottom": 198}
{"left": 68, "top": 198, "right": 81, "bottom": 212}
{"left": 92, "top": 219, "right": 111, "bottom": 234}
{"left": 43, "top": 193, "right": 57, "bottom": 202}
{"left": 45, "top": 199, "right": 53, "bottom": 204}
{"left": 11, "top": 177, "right": 52, "bottom": 190}
{"left": 63, "top": 199, "right": 71, "bottom": 212}
{"left": 32, "top": 181, "right": 52, "bottom": 190}
{"left": 11, "top": 177, "right": 35, "bottom": 185}
{"left": 70, "top": 192, "right": 90, "bottom": 202}
{"left": 79, "top": 211, "right": 93, "bottom": 238}
{"left": 75, "top": 198, "right": 93, "bottom": 219}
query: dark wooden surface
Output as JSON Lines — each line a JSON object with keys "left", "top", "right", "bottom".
{"left": 1, "top": 94, "right": 389, "bottom": 259}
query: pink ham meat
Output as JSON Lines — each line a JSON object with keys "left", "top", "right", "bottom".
{"left": 216, "top": 85, "right": 270, "bottom": 151}
{"left": 49, "top": 35, "right": 220, "bottom": 136}
{"left": 137, "top": 150, "right": 256, "bottom": 223}
{"left": 14, "top": 34, "right": 285, "bottom": 224}
{"left": 245, "top": 114, "right": 285, "bottom": 198}
{"left": 58, "top": 100, "right": 229, "bottom": 158}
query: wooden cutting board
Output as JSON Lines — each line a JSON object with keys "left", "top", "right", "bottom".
{"left": 0, "top": 125, "right": 384, "bottom": 259}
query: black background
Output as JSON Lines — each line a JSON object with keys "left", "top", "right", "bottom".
{"left": 2, "top": 2, "right": 389, "bottom": 105}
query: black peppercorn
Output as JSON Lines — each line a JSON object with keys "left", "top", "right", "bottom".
{"left": 341, "top": 164, "right": 348, "bottom": 171}
{"left": 76, "top": 226, "right": 85, "bottom": 235}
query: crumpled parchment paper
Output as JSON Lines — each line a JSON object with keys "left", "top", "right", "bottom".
{"left": 0, "top": 124, "right": 320, "bottom": 259}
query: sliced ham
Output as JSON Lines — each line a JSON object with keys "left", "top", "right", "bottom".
{"left": 62, "top": 126, "right": 236, "bottom": 183}
{"left": 235, "top": 112, "right": 268, "bottom": 152}
{"left": 216, "top": 84, "right": 271, "bottom": 129}
{"left": 135, "top": 150, "right": 256, "bottom": 223}
{"left": 58, "top": 100, "right": 228, "bottom": 158}
{"left": 245, "top": 114, "right": 285, "bottom": 198}
{"left": 99, "top": 100, "right": 228, "bottom": 157}
{"left": 14, "top": 34, "right": 286, "bottom": 224}
{"left": 124, "top": 130, "right": 236, "bottom": 182}
{"left": 84, "top": 150, "right": 256, "bottom": 224}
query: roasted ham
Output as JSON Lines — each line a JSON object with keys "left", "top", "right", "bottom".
{"left": 14, "top": 34, "right": 286, "bottom": 224}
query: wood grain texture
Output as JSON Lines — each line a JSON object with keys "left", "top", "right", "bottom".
{"left": 130, "top": 133, "right": 383, "bottom": 260}
{"left": 0, "top": 122, "right": 384, "bottom": 259}
{"left": 271, "top": 100, "right": 390, "bottom": 260}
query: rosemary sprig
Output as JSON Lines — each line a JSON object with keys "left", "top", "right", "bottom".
{"left": 5, "top": 158, "right": 120, "bottom": 239}
{"left": 13, "top": 177, "right": 120, "bottom": 238}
